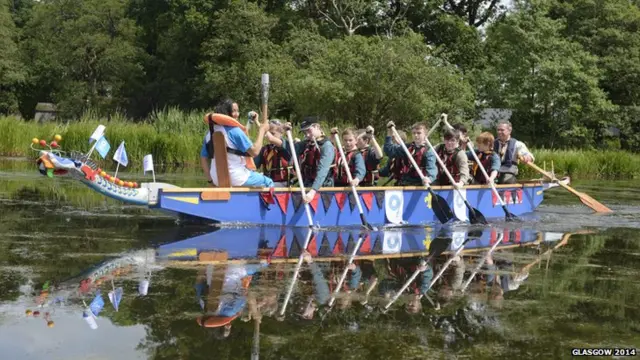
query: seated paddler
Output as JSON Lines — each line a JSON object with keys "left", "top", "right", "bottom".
{"left": 468, "top": 132, "right": 500, "bottom": 184}
{"left": 254, "top": 119, "right": 291, "bottom": 187}
{"left": 195, "top": 258, "right": 269, "bottom": 339}
{"left": 383, "top": 121, "right": 437, "bottom": 186}
{"left": 200, "top": 99, "right": 274, "bottom": 187}
{"left": 494, "top": 120, "right": 534, "bottom": 184}
{"left": 332, "top": 127, "right": 365, "bottom": 187}
{"left": 356, "top": 125, "right": 384, "bottom": 186}
{"left": 433, "top": 129, "right": 471, "bottom": 188}
{"left": 283, "top": 117, "right": 336, "bottom": 203}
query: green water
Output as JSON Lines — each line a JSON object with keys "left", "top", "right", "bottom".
{"left": 1, "top": 160, "right": 639, "bottom": 359}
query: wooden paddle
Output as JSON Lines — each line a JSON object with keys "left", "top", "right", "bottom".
{"left": 388, "top": 125, "right": 455, "bottom": 224}
{"left": 425, "top": 137, "right": 487, "bottom": 224}
{"left": 382, "top": 236, "right": 452, "bottom": 311}
{"left": 327, "top": 234, "right": 365, "bottom": 306}
{"left": 332, "top": 129, "right": 374, "bottom": 230}
{"left": 278, "top": 229, "right": 314, "bottom": 316}
{"left": 467, "top": 141, "right": 518, "bottom": 222}
{"left": 437, "top": 115, "right": 516, "bottom": 222}
{"left": 285, "top": 129, "right": 315, "bottom": 227}
{"left": 524, "top": 160, "right": 612, "bottom": 213}
{"left": 461, "top": 232, "right": 504, "bottom": 292}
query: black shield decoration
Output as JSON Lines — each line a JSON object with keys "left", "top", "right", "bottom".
{"left": 319, "top": 234, "right": 332, "bottom": 257}
{"left": 374, "top": 191, "right": 384, "bottom": 209}
{"left": 292, "top": 192, "right": 303, "bottom": 212}
{"left": 321, "top": 193, "right": 333, "bottom": 213}
{"left": 348, "top": 192, "right": 357, "bottom": 211}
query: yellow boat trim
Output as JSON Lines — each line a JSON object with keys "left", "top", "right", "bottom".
{"left": 166, "top": 196, "right": 200, "bottom": 205}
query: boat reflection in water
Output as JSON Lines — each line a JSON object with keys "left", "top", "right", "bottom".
{"left": 18, "top": 225, "right": 591, "bottom": 358}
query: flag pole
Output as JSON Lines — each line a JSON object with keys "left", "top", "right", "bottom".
{"left": 152, "top": 169, "right": 156, "bottom": 182}
{"left": 114, "top": 162, "right": 120, "bottom": 179}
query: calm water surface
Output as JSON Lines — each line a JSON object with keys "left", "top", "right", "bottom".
{"left": 1, "top": 160, "right": 639, "bottom": 359}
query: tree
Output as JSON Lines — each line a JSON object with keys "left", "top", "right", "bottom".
{"left": 20, "top": 0, "right": 145, "bottom": 118}
{"left": 0, "top": 0, "right": 25, "bottom": 115}
{"left": 548, "top": 0, "right": 640, "bottom": 107}
{"left": 198, "top": 0, "right": 296, "bottom": 115}
{"left": 442, "top": 0, "right": 506, "bottom": 27}
{"left": 285, "top": 31, "right": 475, "bottom": 129}
{"left": 480, "top": 0, "right": 613, "bottom": 148}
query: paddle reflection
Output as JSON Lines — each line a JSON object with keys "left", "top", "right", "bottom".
{"left": 14, "top": 225, "right": 591, "bottom": 358}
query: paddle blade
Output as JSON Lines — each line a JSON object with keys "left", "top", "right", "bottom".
{"left": 577, "top": 191, "right": 613, "bottom": 213}
{"left": 429, "top": 190, "right": 455, "bottom": 224}
{"left": 427, "top": 236, "right": 452, "bottom": 258}
{"left": 359, "top": 214, "right": 375, "bottom": 231}
{"left": 468, "top": 207, "right": 487, "bottom": 225}
{"left": 502, "top": 205, "right": 519, "bottom": 222}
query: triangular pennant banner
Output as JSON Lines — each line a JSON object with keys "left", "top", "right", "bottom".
{"left": 275, "top": 193, "right": 290, "bottom": 214}
{"left": 516, "top": 189, "right": 523, "bottom": 204}
{"left": 289, "top": 235, "right": 302, "bottom": 257}
{"left": 345, "top": 234, "right": 356, "bottom": 254}
{"left": 306, "top": 234, "right": 318, "bottom": 256}
{"left": 492, "top": 191, "right": 498, "bottom": 206}
{"left": 259, "top": 189, "right": 276, "bottom": 210}
{"left": 348, "top": 192, "right": 356, "bottom": 211}
{"left": 374, "top": 191, "right": 384, "bottom": 209}
{"left": 309, "top": 193, "right": 320, "bottom": 213}
{"left": 361, "top": 192, "right": 374, "bottom": 211}
{"left": 333, "top": 235, "right": 345, "bottom": 255}
{"left": 372, "top": 236, "right": 383, "bottom": 254}
{"left": 319, "top": 234, "right": 331, "bottom": 257}
{"left": 292, "top": 193, "right": 303, "bottom": 212}
{"left": 321, "top": 193, "right": 332, "bottom": 213}
{"left": 335, "top": 192, "right": 347, "bottom": 211}
{"left": 360, "top": 234, "right": 371, "bottom": 254}
{"left": 272, "top": 235, "right": 287, "bottom": 257}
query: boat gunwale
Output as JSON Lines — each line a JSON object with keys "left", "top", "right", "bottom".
{"left": 160, "top": 181, "right": 545, "bottom": 194}
{"left": 163, "top": 235, "right": 544, "bottom": 268}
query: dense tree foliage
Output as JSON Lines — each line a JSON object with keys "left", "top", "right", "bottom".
{"left": 2, "top": 0, "right": 640, "bottom": 150}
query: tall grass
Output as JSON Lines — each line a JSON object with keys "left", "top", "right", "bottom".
{"left": 2, "top": 113, "right": 639, "bottom": 179}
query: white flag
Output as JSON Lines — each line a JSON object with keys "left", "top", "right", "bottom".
{"left": 89, "top": 125, "right": 106, "bottom": 144}
{"left": 143, "top": 154, "right": 154, "bottom": 173}
{"left": 113, "top": 141, "right": 129, "bottom": 167}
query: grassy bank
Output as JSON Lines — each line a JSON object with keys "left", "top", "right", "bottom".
{"left": 2, "top": 115, "right": 639, "bottom": 179}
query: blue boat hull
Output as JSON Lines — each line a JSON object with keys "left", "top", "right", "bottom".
{"left": 157, "top": 226, "right": 559, "bottom": 262}
{"left": 155, "top": 183, "right": 545, "bottom": 227}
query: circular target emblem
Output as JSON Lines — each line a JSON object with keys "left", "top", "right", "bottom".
{"left": 389, "top": 194, "right": 401, "bottom": 212}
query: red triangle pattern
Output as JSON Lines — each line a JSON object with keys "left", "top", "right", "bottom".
{"left": 275, "top": 193, "right": 290, "bottom": 214}
{"left": 309, "top": 193, "right": 320, "bottom": 213}
{"left": 361, "top": 192, "right": 373, "bottom": 211}
{"left": 360, "top": 234, "right": 371, "bottom": 254}
{"left": 272, "top": 235, "right": 287, "bottom": 257}
{"left": 333, "top": 235, "right": 344, "bottom": 254}
{"left": 335, "top": 192, "right": 347, "bottom": 211}
{"left": 306, "top": 234, "right": 318, "bottom": 256}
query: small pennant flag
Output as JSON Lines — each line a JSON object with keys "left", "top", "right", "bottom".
{"left": 143, "top": 154, "right": 154, "bottom": 173}
{"left": 108, "top": 287, "right": 123, "bottom": 312}
{"left": 89, "top": 290, "right": 105, "bottom": 317}
{"left": 89, "top": 125, "right": 106, "bottom": 144}
{"left": 113, "top": 141, "right": 129, "bottom": 167}
{"left": 95, "top": 136, "right": 111, "bottom": 159}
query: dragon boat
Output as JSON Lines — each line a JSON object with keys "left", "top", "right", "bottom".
{"left": 35, "top": 148, "right": 568, "bottom": 228}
